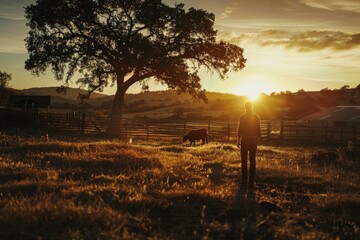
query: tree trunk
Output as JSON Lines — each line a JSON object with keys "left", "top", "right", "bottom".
{"left": 107, "top": 76, "right": 126, "bottom": 136}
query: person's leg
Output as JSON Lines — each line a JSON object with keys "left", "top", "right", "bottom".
{"left": 248, "top": 140, "right": 257, "bottom": 191}
{"left": 240, "top": 140, "right": 248, "bottom": 189}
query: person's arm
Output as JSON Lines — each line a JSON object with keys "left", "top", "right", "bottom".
{"left": 237, "top": 117, "right": 242, "bottom": 148}
{"left": 257, "top": 117, "right": 261, "bottom": 141}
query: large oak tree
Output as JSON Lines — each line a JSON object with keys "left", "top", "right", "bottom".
{"left": 25, "top": 0, "right": 246, "bottom": 133}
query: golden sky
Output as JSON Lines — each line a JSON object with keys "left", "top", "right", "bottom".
{"left": 0, "top": 0, "right": 359, "bottom": 96}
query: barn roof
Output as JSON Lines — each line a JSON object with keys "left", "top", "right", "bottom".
{"left": 302, "top": 106, "right": 360, "bottom": 122}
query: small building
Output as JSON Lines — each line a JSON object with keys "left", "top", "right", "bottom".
{"left": 302, "top": 106, "right": 360, "bottom": 124}
{"left": 7, "top": 95, "right": 51, "bottom": 109}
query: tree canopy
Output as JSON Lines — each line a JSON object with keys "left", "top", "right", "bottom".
{"left": 0, "top": 71, "right": 11, "bottom": 89}
{"left": 25, "top": 0, "right": 246, "bottom": 130}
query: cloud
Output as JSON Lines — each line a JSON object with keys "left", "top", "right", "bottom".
{"left": 0, "top": 1, "right": 28, "bottom": 21}
{"left": 217, "top": 31, "right": 248, "bottom": 45}
{"left": 220, "top": 29, "right": 360, "bottom": 52}
{"left": 219, "top": 1, "right": 238, "bottom": 19}
{"left": 0, "top": 37, "right": 26, "bottom": 54}
{"left": 300, "top": 0, "right": 360, "bottom": 14}
{"left": 321, "top": 53, "right": 360, "bottom": 67}
{"left": 259, "top": 30, "right": 360, "bottom": 52}
{"left": 0, "top": 12, "right": 25, "bottom": 21}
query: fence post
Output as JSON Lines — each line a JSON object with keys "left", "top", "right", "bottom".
{"left": 267, "top": 121, "right": 271, "bottom": 141}
{"left": 340, "top": 126, "right": 343, "bottom": 144}
{"left": 34, "top": 109, "right": 39, "bottom": 127}
{"left": 184, "top": 120, "right": 187, "bottom": 134}
{"left": 147, "top": 120, "right": 150, "bottom": 143}
{"left": 81, "top": 112, "right": 85, "bottom": 134}
{"left": 325, "top": 122, "right": 328, "bottom": 143}
{"left": 227, "top": 123, "right": 230, "bottom": 142}
{"left": 78, "top": 114, "right": 81, "bottom": 132}
{"left": 125, "top": 119, "right": 128, "bottom": 136}
{"left": 353, "top": 125, "right": 357, "bottom": 142}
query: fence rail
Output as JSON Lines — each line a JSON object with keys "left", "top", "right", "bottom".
{"left": 1, "top": 108, "right": 359, "bottom": 144}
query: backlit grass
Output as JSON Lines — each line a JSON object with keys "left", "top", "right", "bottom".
{"left": 0, "top": 133, "right": 359, "bottom": 239}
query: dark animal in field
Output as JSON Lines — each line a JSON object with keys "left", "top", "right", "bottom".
{"left": 183, "top": 128, "right": 208, "bottom": 146}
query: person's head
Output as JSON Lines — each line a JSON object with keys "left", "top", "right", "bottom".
{"left": 244, "top": 101, "right": 253, "bottom": 112}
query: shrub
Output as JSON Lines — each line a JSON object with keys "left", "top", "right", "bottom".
{"left": 310, "top": 151, "right": 338, "bottom": 165}
{"left": 337, "top": 141, "right": 360, "bottom": 162}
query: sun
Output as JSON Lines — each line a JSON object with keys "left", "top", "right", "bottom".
{"left": 234, "top": 76, "right": 277, "bottom": 100}
{"left": 244, "top": 87, "right": 261, "bottom": 100}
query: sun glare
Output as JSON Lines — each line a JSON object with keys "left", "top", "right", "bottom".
{"left": 244, "top": 88, "right": 261, "bottom": 100}
{"left": 235, "top": 76, "right": 276, "bottom": 100}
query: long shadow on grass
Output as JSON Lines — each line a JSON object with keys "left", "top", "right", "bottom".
{"left": 228, "top": 185, "right": 286, "bottom": 239}
{"left": 143, "top": 190, "right": 265, "bottom": 238}
{"left": 228, "top": 189, "right": 258, "bottom": 240}
{"left": 147, "top": 192, "right": 230, "bottom": 238}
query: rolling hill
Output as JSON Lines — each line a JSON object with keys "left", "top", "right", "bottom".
{"left": 4, "top": 86, "right": 360, "bottom": 121}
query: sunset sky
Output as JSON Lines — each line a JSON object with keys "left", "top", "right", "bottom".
{"left": 0, "top": 0, "right": 359, "bottom": 97}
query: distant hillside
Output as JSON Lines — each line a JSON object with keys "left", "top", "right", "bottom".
{"left": 5, "top": 86, "right": 360, "bottom": 121}
{"left": 8, "top": 87, "right": 245, "bottom": 120}
{"left": 15, "top": 87, "right": 109, "bottom": 100}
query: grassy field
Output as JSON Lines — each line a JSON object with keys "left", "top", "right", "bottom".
{"left": 0, "top": 133, "right": 359, "bottom": 239}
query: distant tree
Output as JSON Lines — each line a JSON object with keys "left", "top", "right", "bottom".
{"left": 297, "top": 89, "right": 306, "bottom": 96}
{"left": 320, "top": 87, "right": 333, "bottom": 96}
{"left": 340, "top": 85, "right": 350, "bottom": 90}
{"left": 0, "top": 71, "right": 11, "bottom": 89}
{"left": 340, "top": 84, "right": 350, "bottom": 97}
{"left": 25, "top": 0, "right": 246, "bottom": 133}
{"left": 320, "top": 87, "right": 329, "bottom": 92}
{"left": 0, "top": 71, "right": 12, "bottom": 105}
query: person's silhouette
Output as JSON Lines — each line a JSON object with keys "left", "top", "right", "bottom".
{"left": 237, "top": 101, "right": 261, "bottom": 194}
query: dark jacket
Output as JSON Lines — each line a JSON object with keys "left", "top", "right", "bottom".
{"left": 238, "top": 111, "right": 261, "bottom": 140}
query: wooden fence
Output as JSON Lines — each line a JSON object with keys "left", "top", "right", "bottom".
{"left": 40, "top": 113, "right": 360, "bottom": 144}
{"left": 1, "top": 108, "right": 359, "bottom": 144}
{"left": 82, "top": 113, "right": 271, "bottom": 142}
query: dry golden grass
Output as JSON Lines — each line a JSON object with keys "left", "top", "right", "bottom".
{"left": 0, "top": 133, "right": 359, "bottom": 239}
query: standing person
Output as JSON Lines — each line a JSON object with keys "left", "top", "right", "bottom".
{"left": 237, "top": 101, "right": 261, "bottom": 194}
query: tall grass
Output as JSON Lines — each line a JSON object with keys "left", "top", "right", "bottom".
{"left": 0, "top": 133, "right": 359, "bottom": 239}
